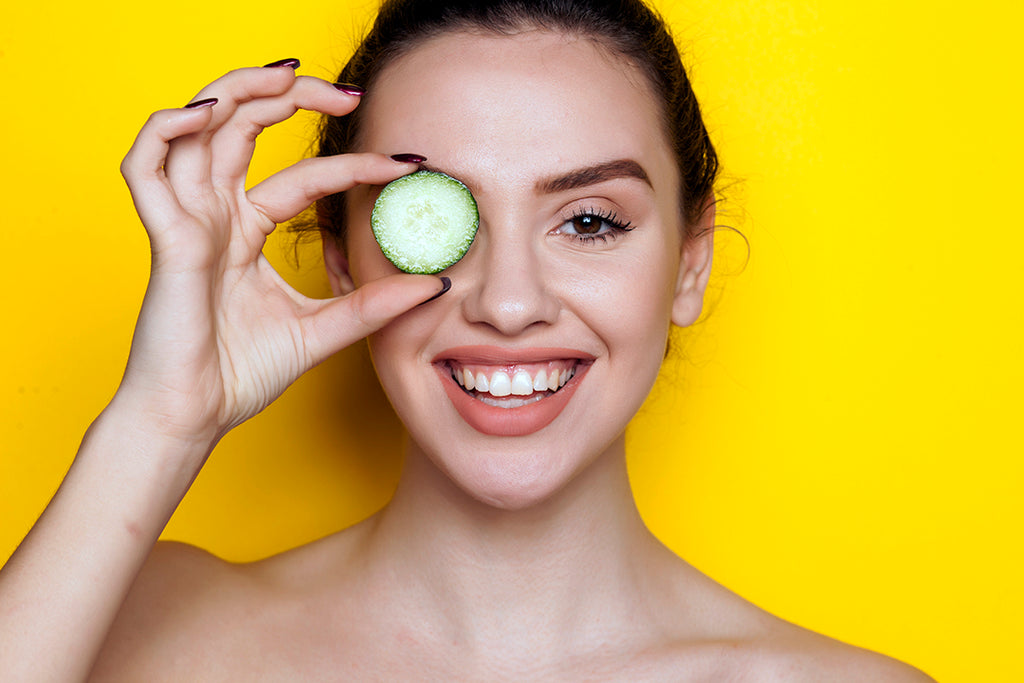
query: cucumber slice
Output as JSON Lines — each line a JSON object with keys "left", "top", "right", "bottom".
{"left": 371, "top": 170, "right": 479, "bottom": 274}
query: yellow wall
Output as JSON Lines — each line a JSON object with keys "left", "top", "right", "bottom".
{"left": 2, "top": 1, "right": 1021, "bottom": 680}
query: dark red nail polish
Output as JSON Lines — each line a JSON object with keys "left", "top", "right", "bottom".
{"left": 184, "top": 97, "right": 218, "bottom": 109}
{"left": 262, "top": 58, "right": 300, "bottom": 68}
{"left": 419, "top": 276, "right": 451, "bottom": 305}
{"left": 391, "top": 153, "right": 427, "bottom": 164}
{"left": 333, "top": 83, "right": 365, "bottom": 96}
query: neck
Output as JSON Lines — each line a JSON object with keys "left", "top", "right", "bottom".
{"left": 360, "top": 433, "right": 677, "bottom": 663}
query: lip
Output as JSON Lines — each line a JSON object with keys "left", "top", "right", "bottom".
{"left": 431, "top": 345, "right": 596, "bottom": 365}
{"left": 432, "top": 346, "right": 595, "bottom": 437}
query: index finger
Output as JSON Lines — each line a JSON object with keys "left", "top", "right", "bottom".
{"left": 246, "top": 153, "right": 423, "bottom": 227}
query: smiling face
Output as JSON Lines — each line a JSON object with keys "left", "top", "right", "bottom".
{"left": 329, "top": 30, "right": 712, "bottom": 509}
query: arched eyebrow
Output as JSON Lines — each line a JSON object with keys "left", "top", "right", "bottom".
{"left": 535, "top": 159, "right": 652, "bottom": 194}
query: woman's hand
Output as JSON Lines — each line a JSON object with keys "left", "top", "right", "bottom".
{"left": 117, "top": 63, "right": 441, "bottom": 450}
{"left": 0, "top": 62, "right": 444, "bottom": 683}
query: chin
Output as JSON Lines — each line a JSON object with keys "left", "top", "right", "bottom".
{"left": 461, "top": 451, "right": 569, "bottom": 511}
{"left": 410, "top": 427, "right": 622, "bottom": 513}
{"left": 378, "top": 340, "right": 663, "bottom": 513}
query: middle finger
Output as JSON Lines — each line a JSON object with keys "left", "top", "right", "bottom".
{"left": 207, "top": 73, "right": 365, "bottom": 188}
{"left": 164, "top": 65, "right": 361, "bottom": 198}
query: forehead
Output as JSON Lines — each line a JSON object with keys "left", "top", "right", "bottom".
{"left": 357, "top": 30, "right": 677, "bottom": 197}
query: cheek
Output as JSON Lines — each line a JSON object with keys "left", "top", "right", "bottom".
{"left": 347, "top": 215, "right": 402, "bottom": 287}
{"left": 365, "top": 312, "right": 433, "bottom": 414}
{"left": 366, "top": 327, "right": 404, "bottom": 395}
{"left": 561, "top": 249, "right": 678, "bottom": 354}
{"left": 344, "top": 187, "right": 406, "bottom": 286}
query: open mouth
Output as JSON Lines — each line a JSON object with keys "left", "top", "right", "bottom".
{"left": 431, "top": 347, "right": 594, "bottom": 436}
{"left": 445, "top": 359, "right": 580, "bottom": 409}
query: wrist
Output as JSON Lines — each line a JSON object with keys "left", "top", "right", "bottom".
{"left": 92, "top": 390, "right": 222, "bottom": 483}
{"left": 105, "top": 381, "right": 225, "bottom": 452}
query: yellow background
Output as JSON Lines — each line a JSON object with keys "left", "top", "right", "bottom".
{"left": 2, "top": 1, "right": 1021, "bottom": 680}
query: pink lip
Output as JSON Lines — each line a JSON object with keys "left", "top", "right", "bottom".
{"left": 431, "top": 345, "right": 596, "bottom": 365}
{"left": 432, "top": 346, "right": 595, "bottom": 437}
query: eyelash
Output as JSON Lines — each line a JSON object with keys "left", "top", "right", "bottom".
{"left": 559, "top": 207, "right": 636, "bottom": 244}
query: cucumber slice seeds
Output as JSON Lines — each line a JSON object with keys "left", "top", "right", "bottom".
{"left": 371, "top": 170, "right": 479, "bottom": 274}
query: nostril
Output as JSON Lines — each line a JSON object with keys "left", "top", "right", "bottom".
{"left": 461, "top": 272, "right": 561, "bottom": 335}
{"left": 455, "top": 231, "right": 561, "bottom": 335}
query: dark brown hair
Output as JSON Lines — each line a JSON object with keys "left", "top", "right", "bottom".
{"left": 314, "top": 0, "right": 718, "bottom": 244}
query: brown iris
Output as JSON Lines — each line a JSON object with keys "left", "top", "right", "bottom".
{"left": 571, "top": 215, "right": 603, "bottom": 234}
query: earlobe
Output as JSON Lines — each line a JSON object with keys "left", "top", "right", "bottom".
{"left": 671, "top": 201, "right": 715, "bottom": 327}
{"left": 323, "top": 234, "right": 356, "bottom": 296}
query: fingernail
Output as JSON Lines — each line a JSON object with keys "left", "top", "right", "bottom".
{"left": 391, "top": 153, "right": 427, "bottom": 164}
{"left": 262, "top": 58, "right": 300, "bottom": 68}
{"left": 333, "top": 82, "right": 365, "bottom": 96}
{"left": 184, "top": 97, "right": 218, "bottom": 109}
{"left": 419, "top": 276, "right": 451, "bottom": 305}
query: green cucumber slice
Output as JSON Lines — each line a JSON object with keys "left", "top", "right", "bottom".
{"left": 371, "top": 170, "right": 479, "bottom": 274}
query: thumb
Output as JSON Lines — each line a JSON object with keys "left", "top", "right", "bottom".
{"left": 301, "top": 274, "right": 451, "bottom": 365}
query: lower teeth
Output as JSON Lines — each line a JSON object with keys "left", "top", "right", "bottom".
{"left": 476, "top": 392, "right": 550, "bottom": 408}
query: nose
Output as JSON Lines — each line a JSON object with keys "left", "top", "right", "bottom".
{"left": 459, "top": 223, "right": 560, "bottom": 337}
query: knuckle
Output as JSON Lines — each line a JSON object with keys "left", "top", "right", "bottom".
{"left": 119, "top": 146, "right": 151, "bottom": 182}
{"left": 228, "top": 115, "right": 264, "bottom": 141}
{"left": 233, "top": 65, "right": 296, "bottom": 97}
{"left": 225, "top": 66, "right": 255, "bottom": 79}
{"left": 346, "top": 292, "right": 374, "bottom": 334}
{"left": 145, "top": 108, "right": 174, "bottom": 129}
{"left": 119, "top": 154, "right": 135, "bottom": 179}
{"left": 139, "top": 109, "right": 176, "bottom": 141}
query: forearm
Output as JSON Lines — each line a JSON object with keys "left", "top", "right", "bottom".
{"left": 0, "top": 64, "right": 432, "bottom": 682}
{"left": 0, "top": 397, "right": 215, "bottom": 682}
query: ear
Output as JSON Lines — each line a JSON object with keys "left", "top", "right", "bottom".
{"left": 671, "top": 199, "right": 715, "bottom": 327}
{"left": 323, "top": 233, "right": 356, "bottom": 296}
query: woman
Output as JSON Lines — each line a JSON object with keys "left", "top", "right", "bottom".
{"left": 0, "top": 0, "right": 933, "bottom": 679}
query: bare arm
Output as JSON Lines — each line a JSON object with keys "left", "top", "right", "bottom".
{"left": 0, "top": 64, "right": 441, "bottom": 682}
{"left": 0, "top": 402, "right": 214, "bottom": 682}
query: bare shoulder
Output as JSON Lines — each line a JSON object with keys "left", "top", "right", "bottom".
{"left": 88, "top": 541, "right": 260, "bottom": 682}
{"left": 87, "top": 527, "right": 369, "bottom": 682}
{"left": 648, "top": 616, "right": 936, "bottom": 682}
{"left": 651, "top": 615, "right": 935, "bottom": 682}
{"left": 796, "top": 642, "right": 936, "bottom": 682}
{"left": 721, "top": 630, "right": 936, "bottom": 682}
{"left": 646, "top": 558, "right": 935, "bottom": 682}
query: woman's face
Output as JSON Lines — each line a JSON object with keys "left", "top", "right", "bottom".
{"left": 332, "top": 30, "right": 711, "bottom": 509}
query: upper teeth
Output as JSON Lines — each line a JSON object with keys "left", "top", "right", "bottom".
{"left": 453, "top": 363, "right": 577, "bottom": 397}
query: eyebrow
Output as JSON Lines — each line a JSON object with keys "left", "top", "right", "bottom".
{"left": 416, "top": 158, "right": 652, "bottom": 197}
{"left": 535, "top": 159, "right": 652, "bottom": 194}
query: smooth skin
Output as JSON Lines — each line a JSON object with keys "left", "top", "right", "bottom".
{"left": 0, "top": 33, "right": 934, "bottom": 683}
{"left": 0, "top": 66, "right": 444, "bottom": 682}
